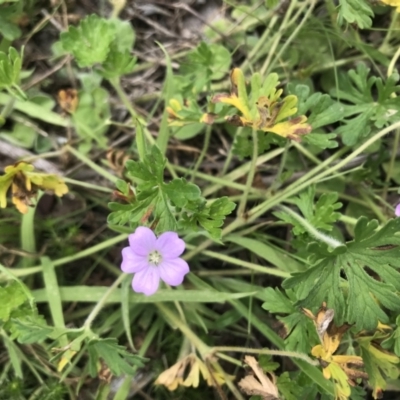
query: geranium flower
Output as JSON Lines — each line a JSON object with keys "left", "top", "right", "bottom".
{"left": 395, "top": 203, "right": 400, "bottom": 217}
{"left": 121, "top": 226, "right": 189, "bottom": 296}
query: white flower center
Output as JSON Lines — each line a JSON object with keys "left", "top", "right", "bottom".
{"left": 148, "top": 250, "right": 162, "bottom": 266}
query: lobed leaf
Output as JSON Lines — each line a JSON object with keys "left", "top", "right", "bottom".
{"left": 284, "top": 217, "right": 400, "bottom": 330}
{"left": 60, "top": 14, "right": 115, "bottom": 67}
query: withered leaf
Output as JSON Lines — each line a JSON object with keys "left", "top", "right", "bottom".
{"left": 238, "top": 355, "right": 280, "bottom": 400}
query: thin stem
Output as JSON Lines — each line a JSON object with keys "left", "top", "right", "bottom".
{"left": 110, "top": 78, "right": 141, "bottom": 120}
{"left": 4, "top": 233, "right": 129, "bottom": 279}
{"left": 188, "top": 245, "right": 291, "bottom": 278}
{"left": 382, "top": 129, "right": 400, "bottom": 200}
{"left": 186, "top": 122, "right": 400, "bottom": 262}
{"left": 190, "top": 125, "right": 211, "bottom": 183}
{"left": 380, "top": 11, "right": 399, "bottom": 53}
{"left": 388, "top": 44, "right": 400, "bottom": 78}
{"left": 220, "top": 135, "right": 235, "bottom": 177}
{"left": 240, "top": 14, "right": 278, "bottom": 72}
{"left": 20, "top": 193, "right": 40, "bottom": 267}
{"left": 156, "top": 303, "right": 211, "bottom": 357}
{"left": 237, "top": 129, "right": 258, "bottom": 217}
{"left": 213, "top": 346, "right": 319, "bottom": 366}
{"left": 174, "top": 164, "right": 264, "bottom": 195}
{"left": 83, "top": 273, "right": 126, "bottom": 329}
{"left": 203, "top": 148, "right": 284, "bottom": 197}
{"left": 259, "top": 0, "right": 298, "bottom": 75}
{"left": 292, "top": 141, "right": 322, "bottom": 166}
{"left": 278, "top": 205, "right": 343, "bottom": 248}
{"left": 110, "top": 78, "right": 178, "bottom": 179}
{"left": 21, "top": 149, "right": 64, "bottom": 162}
{"left": 62, "top": 177, "right": 113, "bottom": 193}
{"left": 184, "top": 217, "right": 244, "bottom": 260}
{"left": 383, "top": 52, "right": 400, "bottom": 202}
{"left": 269, "top": 141, "right": 290, "bottom": 192}
{"left": 65, "top": 145, "right": 117, "bottom": 183}
{"left": 262, "top": 0, "right": 316, "bottom": 75}
{"left": 269, "top": 147, "right": 348, "bottom": 202}
{"left": 358, "top": 186, "right": 387, "bottom": 223}
{"left": 249, "top": 121, "right": 400, "bottom": 221}
{"left": 216, "top": 352, "right": 242, "bottom": 367}
{"left": 0, "top": 97, "right": 15, "bottom": 121}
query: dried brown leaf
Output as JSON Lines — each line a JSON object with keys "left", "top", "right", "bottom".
{"left": 238, "top": 355, "right": 280, "bottom": 400}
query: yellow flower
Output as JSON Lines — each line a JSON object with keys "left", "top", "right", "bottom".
{"left": 155, "top": 353, "right": 234, "bottom": 391}
{"left": 304, "top": 303, "right": 367, "bottom": 400}
{"left": 380, "top": 0, "right": 400, "bottom": 12}
{"left": 166, "top": 98, "right": 215, "bottom": 126}
{"left": 0, "top": 162, "right": 68, "bottom": 213}
{"left": 212, "top": 68, "right": 311, "bottom": 141}
{"left": 311, "top": 344, "right": 365, "bottom": 400}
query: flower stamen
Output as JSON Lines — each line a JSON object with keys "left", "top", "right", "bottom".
{"left": 148, "top": 250, "right": 162, "bottom": 266}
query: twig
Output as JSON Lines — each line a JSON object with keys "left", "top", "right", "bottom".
{"left": 0, "top": 139, "right": 63, "bottom": 175}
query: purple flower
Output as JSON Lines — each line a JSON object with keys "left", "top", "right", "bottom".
{"left": 396, "top": 204, "right": 400, "bottom": 217}
{"left": 121, "top": 226, "right": 189, "bottom": 296}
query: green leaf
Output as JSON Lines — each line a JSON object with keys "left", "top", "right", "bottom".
{"left": 258, "top": 354, "right": 280, "bottom": 372}
{"left": 209, "top": 197, "right": 237, "bottom": 219}
{"left": 60, "top": 14, "right": 115, "bottom": 67}
{"left": 72, "top": 87, "right": 111, "bottom": 150}
{"left": 226, "top": 236, "right": 302, "bottom": 272}
{"left": 126, "top": 145, "right": 165, "bottom": 185}
{"left": 277, "top": 372, "right": 305, "bottom": 400}
{"left": 0, "top": 46, "right": 25, "bottom": 99}
{"left": 0, "top": 92, "right": 68, "bottom": 126}
{"left": 179, "top": 197, "right": 236, "bottom": 241}
{"left": 162, "top": 178, "right": 201, "bottom": 208}
{"left": 331, "top": 64, "right": 400, "bottom": 146}
{"left": 274, "top": 186, "right": 342, "bottom": 235}
{"left": 9, "top": 314, "right": 53, "bottom": 344}
{"left": 100, "top": 49, "right": 136, "bottom": 79}
{"left": 289, "top": 85, "right": 341, "bottom": 149}
{"left": 233, "top": 128, "right": 277, "bottom": 159}
{"left": 293, "top": 86, "right": 344, "bottom": 130}
{"left": 173, "top": 123, "right": 205, "bottom": 140}
{"left": 0, "top": 47, "right": 21, "bottom": 87}
{"left": 110, "top": 144, "right": 234, "bottom": 237}
{"left": 338, "top": 0, "right": 373, "bottom": 28}
{"left": 88, "top": 338, "right": 146, "bottom": 377}
{"left": 0, "top": 122, "right": 37, "bottom": 148}
{"left": 359, "top": 335, "right": 400, "bottom": 398}
{"left": 261, "top": 288, "right": 317, "bottom": 353}
{"left": 115, "top": 179, "right": 130, "bottom": 196}
{"left": 100, "top": 19, "right": 137, "bottom": 79}
{"left": 0, "top": 16, "right": 21, "bottom": 41}
{"left": 283, "top": 217, "right": 400, "bottom": 330}
{"left": 0, "top": 281, "right": 29, "bottom": 322}
{"left": 180, "top": 42, "right": 231, "bottom": 93}
{"left": 265, "top": 0, "right": 280, "bottom": 8}
{"left": 110, "top": 18, "right": 135, "bottom": 52}
{"left": 303, "top": 132, "right": 338, "bottom": 149}
{"left": 261, "top": 287, "right": 294, "bottom": 314}
{"left": 391, "top": 315, "right": 400, "bottom": 356}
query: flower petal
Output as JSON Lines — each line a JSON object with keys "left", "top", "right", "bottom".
{"left": 159, "top": 258, "right": 189, "bottom": 286}
{"left": 121, "top": 247, "right": 148, "bottom": 273}
{"left": 156, "top": 232, "right": 185, "bottom": 259}
{"left": 132, "top": 266, "right": 160, "bottom": 296}
{"left": 128, "top": 226, "right": 157, "bottom": 256}
{"left": 396, "top": 203, "right": 400, "bottom": 217}
{"left": 0, "top": 177, "right": 12, "bottom": 208}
